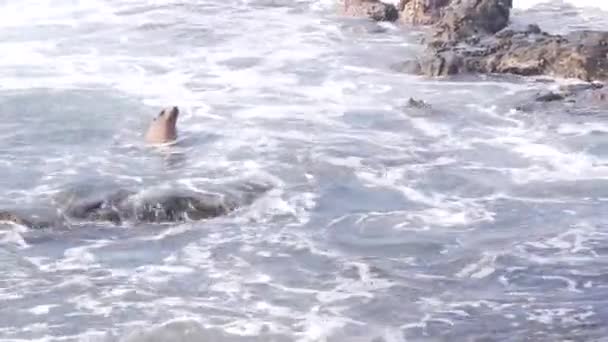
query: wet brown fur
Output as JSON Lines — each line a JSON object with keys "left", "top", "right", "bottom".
{"left": 145, "top": 106, "right": 179, "bottom": 144}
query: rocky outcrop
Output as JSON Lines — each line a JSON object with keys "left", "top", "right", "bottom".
{"left": 515, "top": 82, "right": 607, "bottom": 113}
{"left": 0, "top": 211, "right": 53, "bottom": 229}
{"left": 340, "top": 0, "right": 399, "bottom": 22}
{"left": 341, "top": 0, "right": 510, "bottom": 30}
{"left": 430, "top": 0, "right": 511, "bottom": 45}
{"left": 405, "top": 97, "right": 431, "bottom": 109}
{"left": 59, "top": 189, "right": 237, "bottom": 225}
{"left": 338, "top": 0, "right": 608, "bottom": 82}
{"left": 409, "top": 28, "right": 608, "bottom": 81}
{"left": 398, "top": 0, "right": 451, "bottom": 25}
{"left": 393, "top": 0, "right": 608, "bottom": 82}
{"left": 0, "top": 209, "right": 66, "bottom": 229}
{"left": 0, "top": 183, "right": 270, "bottom": 229}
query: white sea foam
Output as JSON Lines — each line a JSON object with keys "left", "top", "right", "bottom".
{"left": 456, "top": 253, "right": 497, "bottom": 279}
{"left": 0, "top": 0, "right": 607, "bottom": 340}
{"left": 27, "top": 304, "right": 59, "bottom": 316}
{"left": 513, "top": 0, "right": 608, "bottom": 11}
{"left": 0, "top": 224, "right": 29, "bottom": 248}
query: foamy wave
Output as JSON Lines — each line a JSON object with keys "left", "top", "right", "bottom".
{"left": 513, "top": 0, "right": 608, "bottom": 11}
{"left": 0, "top": 223, "right": 29, "bottom": 248}
{"left": 1, "top": 0, "right": 607, "bottom": 340}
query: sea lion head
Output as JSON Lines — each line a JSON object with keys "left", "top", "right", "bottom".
{"left": 145, "top": 106, "right": 179, "bottom": 144}
{"left": 158, "top": 106, "right": 179, "bottom": 125}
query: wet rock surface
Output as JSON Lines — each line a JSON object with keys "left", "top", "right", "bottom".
{"left": 398, "top": 0, "right": 451, "bottom": 25}
{"left": 1, "top": 183, "right": 270, "bottom": 230}
{"left": 406, "top": 97, "right": 432, "bottom": 109}
{"left": 340, "top": 0, "right": 399, "bottom": 21}
{"left": 338, "top": 0, "right": 608, "bottom": 82}
{"left": 0, "top": 211, "right": 45, "bottom": 229}
{"left": 535, "top": 91, "right": 565, "bottom": 103}
{"left": 409, "top": 25, "right": 608, "bottom": 81}
{"left": 430, "top": 0, "right": 512, "bottom": 46}
{"left": 515, "top": 81, "right": 608, "bottom": 114}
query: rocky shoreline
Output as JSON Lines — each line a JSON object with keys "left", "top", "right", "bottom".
{"left": 340, "top": 0, "right": 608, "bottom": 86}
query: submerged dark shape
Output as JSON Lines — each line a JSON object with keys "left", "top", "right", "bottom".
{"left": 0, "top": 210, "right": 64, "bottom": 229}
{"left": 340, "top": 0, "right": 399, "bottom": 22}
{"left": 515, "top": 82, "right": 608, "bottom": 114}
{"left": 126, "top": 191, "right": 237, "bottom": 223}
{"left": 0, "top": 182, "right": 271, "bottom": 230}
{"left": 405, "top": 97, "right": 431, "bottom": 109}
{"left": 0, "top": 211, "right": 37, "bottom": 228}
{"left": 535, "top": 92, "right": 565, "bottom": 103}
{"left": 59, "top": 183, "right": 269, "bottom": 225}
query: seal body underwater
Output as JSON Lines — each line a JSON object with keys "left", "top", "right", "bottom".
{"left": 145, "top": 106, "right": 179, "bottom": 144}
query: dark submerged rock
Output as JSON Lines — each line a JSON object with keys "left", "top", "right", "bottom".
{"left": 1, "top": 182, "right": 270, "bottom": 230}
{"left": 127, "top": 191, "right": 237, "bottom": 223}
{"left": 59, "top": 188, "right": 131, "bottom": 225}
{"left": 58, "top": 184, "right": 267, "bottom": 225}
{"left": 0, "top": 210, "right": 64, "bottom": 230}
{"left": 515, "top": 82, "right": 608, "bottom": 114}
{"left": 341, "top": 0, "right": 399, "bottom": 22}
{"left": 0, "top": 211, "right": 36, "bottom": 228}
{"left": 558, "top": 81, "right": 604, "bottom": 94}
{"left": 535, "top": 91, "right": 564, "bottom": 103}
{"left": 406, "top": 97, "right": 431, "bottom": 109}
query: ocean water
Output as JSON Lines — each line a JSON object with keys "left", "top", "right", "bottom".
{"left": 1, "top": 1, "right": 608, "bottom": 341}
{"left": 513, "top": 0, "right": 608, "bottom": 11}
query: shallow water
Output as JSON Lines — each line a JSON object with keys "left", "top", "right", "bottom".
{"left": 1, "top": 1, "right": 608, "bottom": 341}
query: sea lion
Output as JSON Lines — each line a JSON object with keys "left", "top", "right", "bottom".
{"left": 145, "top": 106, "right": 179, "bottom": 144}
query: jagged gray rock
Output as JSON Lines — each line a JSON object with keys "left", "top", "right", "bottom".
{"left": 340, "top": 0, "right": 399, "bottom": 22}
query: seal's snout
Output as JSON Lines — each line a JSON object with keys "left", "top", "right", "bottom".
{"left": 169, "top": 106, "right": 179, "bottom": 120}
